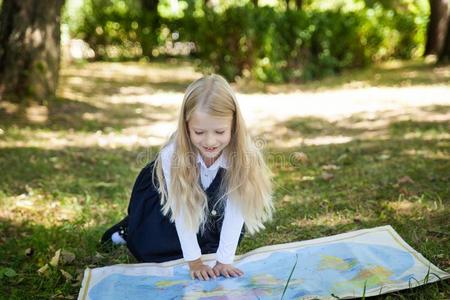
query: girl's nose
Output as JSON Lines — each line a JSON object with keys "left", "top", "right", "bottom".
{"left": 206, "top": 134, "right": 216, "bottom": 146}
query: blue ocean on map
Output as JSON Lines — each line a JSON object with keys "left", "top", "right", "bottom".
{"left": 89, "top": 242, "right": 419, "bottom": 300}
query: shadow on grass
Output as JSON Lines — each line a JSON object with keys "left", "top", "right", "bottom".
{"left": 0, "top": 97, "right": 176, "bottom": 133}
{"left": 61, "top": 75, "right": 192, "bottom": 97}
{"left": 0, "top": 145, "right": 159, "bottom": 197}
{"left": 280, "top": 116, "right": 367, "bottom": 138}
{"left": 236, "top": 60, "right": 450, "bottom": 94}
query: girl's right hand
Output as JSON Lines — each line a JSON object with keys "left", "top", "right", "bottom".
{"left": 188, "top": 258, "right": 217, "bottom": 280}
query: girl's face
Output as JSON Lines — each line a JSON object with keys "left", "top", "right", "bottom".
{"left": 187, "top": 109, "right": 233, "bottom": 166}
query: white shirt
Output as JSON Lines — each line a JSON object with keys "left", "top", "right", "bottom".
{"left": 160, "top": 143, "right": 245, "bottom": 264}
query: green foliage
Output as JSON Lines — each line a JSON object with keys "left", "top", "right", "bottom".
{"left": 70, "top": 0, "right": 428, "bottom": 81}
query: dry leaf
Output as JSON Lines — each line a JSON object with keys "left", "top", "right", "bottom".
{"left": 321, "top": 164, "right": 340, "bottom": 171}
{"left": 37, "top": 264, "right": 49, "bottom": 274}
{"left": 321, "top": 172, "right": 334, "bottom": 181}
{"left": 50, "top": 249, "right": 61, "bottom": 267}
{"left": 61, "top": 250, "right": 76, "bottom": 265}
{"left": 378, "top": 154, "right": 390, "bottom": 160}
{"left": 301, "top": 175, "right": 315, "bottom": 181}
{"left": 337, "top": 153, "right": 348, "bottom": 162}
{"left": 91, "top": 252, "right": 105, "bottom": 264}
{"left": 397, "top": 176, "right": 414, "bottom": 185}
{"left": 25, "top": 248, "right": 34, "bottom": 257}
{"left": 60, "top": 269, "right": 73, "bottom": 281}
{"left": 293, "top": 152, "right": 308, "bottom": 163}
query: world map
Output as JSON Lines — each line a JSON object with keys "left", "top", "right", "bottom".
{"left": 79, "top": 226, "right": 449, "bottom": 300}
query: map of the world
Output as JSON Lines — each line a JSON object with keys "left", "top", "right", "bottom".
{"left": 78, "top": 225, "right": 449, "bottom": 300}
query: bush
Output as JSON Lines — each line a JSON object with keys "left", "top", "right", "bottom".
{"left": 71, "top": 1, "right": 427, "bottom": 82}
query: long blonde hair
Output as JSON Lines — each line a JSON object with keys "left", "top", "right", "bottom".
{"left": 154, "top": 74, "right": 273, "bottom": 235}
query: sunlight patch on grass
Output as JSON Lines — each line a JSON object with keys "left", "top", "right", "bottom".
{"left": 0, "top": 127, "right": 170, "bottom": 149}
{"left": 290, "top": 212, "right": 355, "bottom": 228}
{"left": 402, "top": 132, "right": 450, "bottom": 141}
{"left": 270, "top": 135, "right": 354, "bottom": 148}
{"left": 403, "top": 149, "right": 450, "bottom": 160}
{"left": 0, "top": 191, "right": 82, "bottom": 227}
{"left": 0, "top": 101, "right": 20, "bottom": 114}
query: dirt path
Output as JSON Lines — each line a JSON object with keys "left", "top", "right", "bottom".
{"left": 5, "top": 62, "right": 448, "bottom": 150}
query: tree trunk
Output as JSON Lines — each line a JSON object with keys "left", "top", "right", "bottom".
{"left": 295, "top": 0, "right": 303, "bottom": 10}
{"left": 424, "top": 0, "right": 449, "bottom": 56}
{"left": 139, "top": 0, "right": 160, "bottom": 58}
{"left": 140, "top": 0, "right": 158, "bottom": 12}
{"left": 438, "top": 18, "right": 450, "bottom": 62}
{"left": 0, "top": 0, "right": 65, "bottom": 102}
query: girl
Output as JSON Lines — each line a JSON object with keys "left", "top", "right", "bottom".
{"left": 102, "top": 74, "right": 273, "bottom": 281}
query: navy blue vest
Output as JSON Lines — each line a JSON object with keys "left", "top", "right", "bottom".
{"left": 126, "top": 161, "right": 235, "bottom": 263}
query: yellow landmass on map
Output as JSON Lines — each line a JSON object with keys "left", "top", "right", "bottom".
{"left": 333, "top": 265, "right": 395, "bottom": 293}
{"left": 155, "top": 279, "right": 188, "bottom": 288}
{"left": 319, "top": 255, "right": 357, "bottom": 271}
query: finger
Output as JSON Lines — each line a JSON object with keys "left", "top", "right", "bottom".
{"left": 222, "top": 270, "right": 230, "bottom": 278}
{"left": 228, "top": 269, "right": 239, "bottom": 277}
{"left": 234, "top": 267, "right": 244, "bottom": 276}
{"left": 201, "top": 270, "right": 209, "bottom": 280}
{"left": 213, "top": 268, "right": 220, "bottom": 277}
{"left": 208, "top": 269, "right": 217, "bottom": 279}
{"left": 195, "top": 271, "right": 204, "bottom": 281}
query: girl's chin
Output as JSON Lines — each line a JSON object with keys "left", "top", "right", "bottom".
{"left": 201, "top": 150, "right": 219, "bottom": 157}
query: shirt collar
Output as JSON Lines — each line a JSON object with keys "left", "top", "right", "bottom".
{"left": 196, "top": 151, "right": 228, "bottom": 170}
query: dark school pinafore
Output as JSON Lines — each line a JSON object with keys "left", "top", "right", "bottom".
{"left": 123, "top": 161, "right": 244, "bottom": 263}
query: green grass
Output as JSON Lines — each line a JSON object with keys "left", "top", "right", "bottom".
{"left": 0, "top": 59, "right": 449, "bottom": 299}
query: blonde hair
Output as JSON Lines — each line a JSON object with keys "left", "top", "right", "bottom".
{"left": 154, "top": 74, "right": 273, "bottom": 235}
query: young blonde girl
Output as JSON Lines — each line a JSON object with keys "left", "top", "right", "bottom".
{"left": 102, "top": 74, "right": 273, "bottom": 280}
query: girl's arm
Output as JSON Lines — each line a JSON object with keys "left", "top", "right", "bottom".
{"left": 161, "top": 144, "right": 215, "bottom": 280}
{"left": 213, "top": 197, "right": 245, "bottom": 277}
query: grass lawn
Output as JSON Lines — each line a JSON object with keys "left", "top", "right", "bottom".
{"left": 0, "top": 59, "right": 449, "bottom": 299}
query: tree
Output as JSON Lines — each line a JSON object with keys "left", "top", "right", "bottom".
{"left": 0, "top": 0, "right": 65, "bottom": 103}
{"left": 139, "top": 0, "right": 160, "bottom": 58}
{"left": 438, "top": 18, "right": 450, "bottom": 62}
{"left": 424, "top": 0, "right": 449, "bottom": 56}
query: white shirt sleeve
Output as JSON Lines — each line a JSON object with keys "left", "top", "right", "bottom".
{"left": 216, "top": 198, "right": 245, "bottom": 264}
{"left": 160, "top": 144, "right": 202, "bottom": 262}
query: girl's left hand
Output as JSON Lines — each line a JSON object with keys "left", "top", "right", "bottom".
{"left": 212, "top": 262, "right": 244, "bottom": 278}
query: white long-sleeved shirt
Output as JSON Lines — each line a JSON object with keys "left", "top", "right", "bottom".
{"left": 160, "top": 143, "right": 244, "bottom": 264}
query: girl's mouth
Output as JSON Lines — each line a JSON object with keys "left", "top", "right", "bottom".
{"left": 203, "top": 146, "right": 218, "bottom": 152}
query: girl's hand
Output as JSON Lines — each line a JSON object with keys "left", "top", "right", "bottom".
{"left": 188, "top": 258, "right": 216, "bottom": 280}
{"left": 212, "top": 262, "right": 244, "bottom": 278}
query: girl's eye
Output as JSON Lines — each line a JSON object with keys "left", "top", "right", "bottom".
{"left": 194, "top": 131, "right": 204, "bottom": 135}
{"left": 216, "top": 131, "right": 225, "bottom": 135}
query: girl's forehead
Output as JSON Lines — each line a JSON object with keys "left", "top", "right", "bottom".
{"left": 188, "top": 110, "right": 232, "bottom": 128}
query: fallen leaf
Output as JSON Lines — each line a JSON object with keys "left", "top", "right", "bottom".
{"left": 301, "top": 176, "right": 315, "bottom": 181}
{"left": 50, "top": 249, "right": 61, "bottom": 267}
{"left": 61, "top": 250, "right": 75, "bottom": 265}
{"left": 91, "top": 252, "right": 104, "bottom": 264}
{"left": 292, "top": 152, "right": 308, "bottom": 163}
{"left": 37, "top": 264, "right": 49, "bottom": 275}
{"left": 321, "top": 172, "right": 334, "bottom": 181}
{"left": 75, "top": 271, "right": 84, "bottom": 282}
{"left": 1, "top": 267, "right": 17, "bottom": 278}
{"left": 397, "top": 176, "right": 414, "bottom": 185}
{"left": 321, "top": 164, "right": 340, "bottom": 171}
{"left": 60, "top": 269, "right": 73, "bottom": 281}
{"left": 25, "top": 248, "right": 34, "bottom": 257}
{"left": 378, "top": 154, "right": 390, "bottom": 160}
{"left": 337, "top": 153, "right": 348, "bottom": 162}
